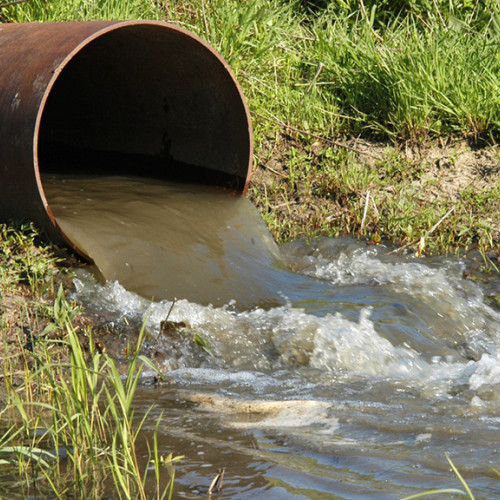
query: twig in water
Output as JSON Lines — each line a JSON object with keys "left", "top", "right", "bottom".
{"left": 155, "top": 298, "right": 177, "bottom": 343}
{"left": 252, "top": 111, "right": 382, "bottom": 160}
{"left": 208, "top": 468, "right": 225, "bottom": 495}
{"left": 389, "top": 206, "right": 455, "bottom": 255}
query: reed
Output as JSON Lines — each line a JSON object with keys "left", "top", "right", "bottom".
{"left": 0, "top": 317, "right": 178, "bottom": 498}
{"left": 0, "top": 225, "right": 178, "bottom": 498}
{"left": 401, "top": 454, "right": 476, "bottom": 499}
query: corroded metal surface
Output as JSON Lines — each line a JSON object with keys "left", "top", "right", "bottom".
{"left": 0, "top": 20, "right": 252, "bottom": 254}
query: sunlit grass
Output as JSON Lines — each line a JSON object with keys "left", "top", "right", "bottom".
{"left": 0, "top": 0, "right": 164, "bottom": 22}
{"left": 249, "top": 140, "right": 500, "bottom": 255}
{"left": 0, "top": 225, "right": 178, "bottom": 498}
{"left": 5, "top": 0, "right": 497, "bottom": 142}
{"left": 166, "top": 0, "right": 500, "bottom": 143}
{"left": 313, "top": 14, "right": 500, "bottom": 142}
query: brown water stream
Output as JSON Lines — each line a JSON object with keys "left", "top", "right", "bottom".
{"left": 43, "top": 174, "right": 500, "bottom": 499}
{"left": 42, "top": 174, "right": 289, "bottom": 308}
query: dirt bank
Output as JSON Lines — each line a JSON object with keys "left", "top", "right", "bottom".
{"left": 249, "top": 137, "right": 500, "bottom": 251}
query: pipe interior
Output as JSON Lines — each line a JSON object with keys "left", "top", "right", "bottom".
{"left": 38, "top": 24, "right": 250, "bottom": 190}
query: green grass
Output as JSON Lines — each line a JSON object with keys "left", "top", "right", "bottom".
{"left": 182, "top": 0, "right": 500, "bottom": 143}
{"left": 160, "top": 0, "right": 499, "bottom": 253}
{"left": 3, "top": 0, "right": 498, "bottom": 143}
{"left": 0, "top": 0, "right": 164, "bottom": 22}
{"left": 311, "top": 14, "right": 500, "bottom": 142}
{"left": 249, "top": 140, "right": 500, "bottom": 255}
{"left": 0, "top": 223, "right": 62, "bottom": 296}
{"left": 0, "top": 224, "right": 179, "bottom": 498}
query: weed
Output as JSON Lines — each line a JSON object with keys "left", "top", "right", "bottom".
{"left": 0, "top": 225, "right": 178, "bottom": 498}
{"left": 0, "top": 313, "right": 178, "bottom": 498}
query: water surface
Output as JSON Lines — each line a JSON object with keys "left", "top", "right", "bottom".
{"left": 44, "top": 174, "right": 500, "bottom": 499}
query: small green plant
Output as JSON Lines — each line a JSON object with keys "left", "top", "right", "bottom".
{"left": 193, "top": 332, "right": 215, "bottom": 357}
{"left": 0, "top": 301, "right": 179, "bottom": 498}
{"left": 0, "top": 223, "right": 61, "bottom": 296}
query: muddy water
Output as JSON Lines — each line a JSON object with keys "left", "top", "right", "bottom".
{"left": 43, "top": 175, "right": 500, "bottom": 498}
{"left": 42, "top": 174, "right": 304, "bottom": 308}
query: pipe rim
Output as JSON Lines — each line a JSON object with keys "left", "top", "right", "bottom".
{"left": 32, "top": 20, "right": 253, "bottom": 256}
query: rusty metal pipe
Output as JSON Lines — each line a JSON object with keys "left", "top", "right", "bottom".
{"left": 0, "top": 20, "right": 252, "bottom": 255}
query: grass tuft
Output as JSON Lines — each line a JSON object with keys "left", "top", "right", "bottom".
{"left": 0, "top": 224, "right": 178, "bottom": 498}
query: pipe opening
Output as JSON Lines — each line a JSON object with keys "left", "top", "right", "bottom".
{"left": 38, "top": 23, "right": 251, "bottom": 191}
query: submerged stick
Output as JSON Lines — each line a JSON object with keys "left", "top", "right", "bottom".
{"left": 208, "top": 468, "right": 226, "bottom": 495}
{"left": 155, "top": 298, "right": 177, "bottom": 343}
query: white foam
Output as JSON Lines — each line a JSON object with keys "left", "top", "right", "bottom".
{"left": 469, "top": 353, "right": 500, "bottom": 391}
{"left": 72, "top": 241, "right": 500, "bottom": 402}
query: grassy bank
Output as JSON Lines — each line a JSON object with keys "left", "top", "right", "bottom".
{"left": 0, "top": 225, "right": 178, "bottom": 498}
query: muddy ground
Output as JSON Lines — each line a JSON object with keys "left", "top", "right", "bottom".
{"left": 249, "top": 137, "right": 500, "bottom": 243}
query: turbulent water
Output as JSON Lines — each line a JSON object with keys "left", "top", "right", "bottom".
{"left": 43, "top": 174, "right": 500, "bottom": 499}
